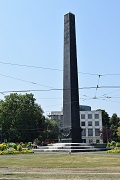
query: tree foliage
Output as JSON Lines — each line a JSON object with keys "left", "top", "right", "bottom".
{"left": 97, "top": 109, "right": 110, "bottom": 143}
{"left": 0, "top": 93, "right": 45, "bottom": 142}
{"left": 99, "top": 110, "right": 120, "bottom": 142}
{"left": 117, "top": 127, "right": 120, "bottom": 141}
{"left": 101, "top": 110, "right": 110, "bottom": 127}
{"left": 46, "top": 119, "right": 59, "bottom": 142}
{"left": 110, "top": 113, "right": 120, "bottom": 141}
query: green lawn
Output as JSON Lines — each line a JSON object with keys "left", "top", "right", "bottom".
{"left": 0, "top": 152, "right": 120, "bottom": 179}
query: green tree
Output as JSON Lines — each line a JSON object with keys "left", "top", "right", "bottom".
{"left": 101, "top": 110, "right": 110, "bottom": 127}
{"left": 117, "top": 127, "right": 120, "bottom": 141}
{"left": 101, "top": 110, "right": 110, "bottom": 143}
{"left": 45, "top": 119, "right": 59, "bottom": 142}
{"left": 110, "top": 113, "right": 120, "bottom": 141}
{"left": 0, "top": 93, "right": 45, "bottom": 142}
{"left": 97, "top": 109, "right": 110, "bottom": 143}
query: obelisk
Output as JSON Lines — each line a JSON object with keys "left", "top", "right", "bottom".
{"left": 62, "top": 12, "right": 82, "bottom": 143}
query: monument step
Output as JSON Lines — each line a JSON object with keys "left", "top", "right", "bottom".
{"left": 47, "top": 143, "right": 93, "bottom": 146}
{"left": 33, "top": 148, "right": 108, "bottom": 153}
{"left": 33, "top": 143, "right": 109, "bottom": 153}
{"left": 44, "top": 146, "right": 94, "bottom": 149}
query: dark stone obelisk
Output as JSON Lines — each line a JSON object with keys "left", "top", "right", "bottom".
{"left": 62, "top": 12, "right": 82, "bottom": 143}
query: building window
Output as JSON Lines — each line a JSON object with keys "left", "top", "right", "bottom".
{"left": 60, "top": 122, "right": 63, "bottom": 127}
{"left": 95, "top": 114, "right": 99, "bottom": 119}
{"left": 96, "top": 139, "right": 100, "bottom": 143}
{"left": 58, "top": 115, "right": 62, "bottom": 120}
{"left": 89, "top": 139, "right": 93, "bottom": 143}
{"left": 82, "top": 129, "right": 86, "bottom": 136}
{"left": 81, "top": 121, "right": 85, "bottom": 126}
{"left": 88, "top": 114, "right": 92, "bottom": 119}
{"left": 88, "top": 129, "right": 93, "bottom": 136}
{"left": 52, "top": 115, "right": 56, "bottom": 120}
{"left": 88, "top": 121, "right": 92, "bottom": 126}
{"left": 95, "top": 129, "right": 100, "bottom": 136}
{"left": 95, "top": 121, "right": 99, "bottom": 126}
{"left": 81, "top": 114, "right": 85, "bottom": 119}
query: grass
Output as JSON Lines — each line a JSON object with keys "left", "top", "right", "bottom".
{"left": 0, "top": 152, "right": 120, "bottom": 179}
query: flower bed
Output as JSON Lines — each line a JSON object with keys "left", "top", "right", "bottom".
{"left": 0, "top": 143, "right": 34, "bottom": 155}
{"left": 107, "top": 147, "right": 120, "bottom": 153}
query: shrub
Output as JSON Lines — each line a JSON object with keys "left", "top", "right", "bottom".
{"left": 0, "top": 147, "right": 34, "bottom": 155}
{"left": 110, "top": 141, "right": 116, "bottom": 147}
{"left": 26, "top": 142, "right": 32, "bottom": 149}
{"left": 12, "top": 143, "right": 17, "bottom": 150}
{"left": 107, "top": 142, "right": 111, "bottom": 147}
{"left": 17, "top": 144, "right": 22, "bottom": 151}
{"left": 116, "top": 142, "right": 120, "bottom": 147}
{"left": 8, "top": 143, "right": 17, "bottom": 149}
{"left": 0, "top": 142, "right": 34, "bottom": 155}
{"left": 22, "top": 143, "right": 25, "bottom": 148}
{"left": 22, "top": 148, "right": 34, "bottom": 153}
{"left": 107, "top": 147, "right": 120, "bottom": 153}
{"left": 3, "top": 148, "right": 15, "bottom": 154}
{"left": 0, "top": 143, "right": 7, "bottom": 151}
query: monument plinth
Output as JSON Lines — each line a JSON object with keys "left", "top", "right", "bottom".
{"left": 62, "top": 12, "right": 82, "bottom": 143}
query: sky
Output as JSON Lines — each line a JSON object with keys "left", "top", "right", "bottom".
{"left": 0, "top": 0, "right": 120, "bottom": 117}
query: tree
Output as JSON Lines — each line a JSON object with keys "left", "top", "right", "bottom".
{"left": 110, "top": 113, "right": 120, "bottom": 141}
{"left": 100, "top": 110, "right": 110, "bottom": 127}
{"left": 101, "top": 110, "right": 111, "bottom": 143}
{"left": 117, "top": 127, "right": 120, "bottom": 141}
{"left": 44, "top": 119, "right": 59, "bottom": 143}
{"left": 97, "top": 109, "right": 110, "bottom": 143}
{"left": 0, "top": 93, "right": 45, "bottom": 142}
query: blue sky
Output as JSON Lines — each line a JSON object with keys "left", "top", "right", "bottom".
{"left": 0, "top": 0, "right": 120, "bottom": 117}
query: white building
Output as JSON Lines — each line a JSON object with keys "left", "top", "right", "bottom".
{"left": 48, "top": 106, "right": 103, "bottom": 144}
{"left": 80, "top": 110, "right": 102, "bottom": 143}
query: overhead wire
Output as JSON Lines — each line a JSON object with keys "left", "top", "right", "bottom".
{"left": 42, "top": 94, "right": 120, "bottom": 109}
{"left": 96, "top": 98, "right": 120, "bottom": 104}
{"left": 1, "top": 60, "right": 120, "bottom": 109}
{"left": 1, "top": 60, "right": 120, "bottom": 92}
{"left": 0, "top": 61, "right": 63, "bottom": 72}
{"left": 1, "top": 60, "right": 120, "bottom": 77}
{"left": 0, "top": 85, "right": 120, "bottom": 95}
{"left": 0, "top": 70, "right": 120, "bottom": 101}
{"left": 0, "top": 73, "right": 54, "bottom": 88}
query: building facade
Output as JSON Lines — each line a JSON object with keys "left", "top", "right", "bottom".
{"left": 48, "top": 106, "right": 103, "bottom": 144}
{"left": 80, "top": 110, "right": 102, "bottom": 143}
